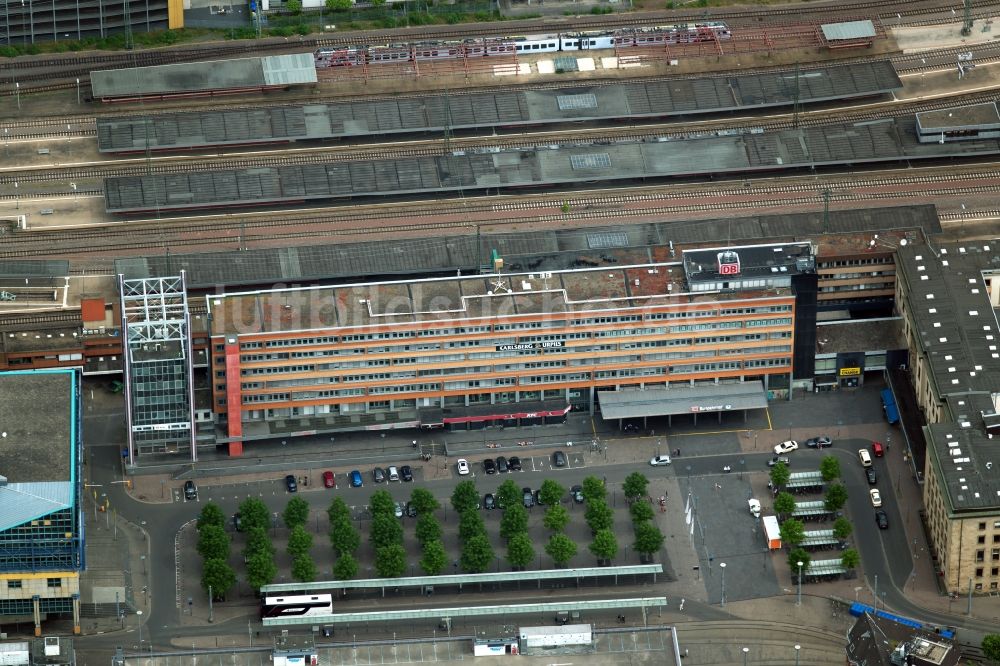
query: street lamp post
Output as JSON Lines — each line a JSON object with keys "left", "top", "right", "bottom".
{"left": 796, "top": 561, "right": 803, "bottom": 606}
{"left": 742, "top": 646, "right": 749, "bottom": 666}
{"left": 874, "top": 573, "right": 879, "bottom": 610}
{"left": 720, "top": 562, "right": 726, "bottom": 606}
{"left": 135, "top": 609, "right": 143, "bottom": 650}
{"left": 794, "top": 644, "right": 801, "bottom": 666}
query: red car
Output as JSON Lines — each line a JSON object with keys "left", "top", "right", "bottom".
{"left": 872, "top": 441, "right": 884, "bottom": 457}
{"left": 322, "top": 471, "right": 335, "bottom": 488}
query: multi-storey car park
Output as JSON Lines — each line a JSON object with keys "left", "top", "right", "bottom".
{"left": 0, "top": 0, "right": 180, "bottom": 44}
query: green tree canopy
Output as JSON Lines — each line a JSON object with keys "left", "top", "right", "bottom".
{"left": 196, "top": 524, "right": 230, "bottom": 562}
{"left": 545, "top": 533, "right": 577, "bottom": 567}
{"left": 244, "top": 526, "right": 275, "bottom": 558}
{"left": 370, "top": 513, "right": 403, "bottom": 550}
{"left": 451, "top": 480, "right": 480, "bottom": 514}
{"left": 196, "top": 502, "right": 226, "bottom": 531}
{"left": 589, "top": 528, "right": 619, "bottom": 562}
{"left": 819, "top": 455, "right": 841, "bottom": 482}
{"left": 769, "top": 462, "right": 791, "bottom": 489}
{"left": 779, "top": 518, "right": 806, "bottom": 547}
{"left": 585, "top": 501, "right": 613, "bottom": 534}
{"left": 622, "top": 472, "right": 649, "bottom": 501}
{"left": 630, "top": 501, "right": 655, "bottom": 524}
{"left": 408, "top": 488, "right": 440, "bottom": 516}
{"left": 369, "top": 490, "right": 395, "bottom": 517}
{"left": 981, "top": 634, "right": 1000, "bottom": 661}
{"left": 415, "top": 514, "right": 443, "bottom": 545}
{"left": 788, "top": 548, "right": 811, "bottom": 574}
{"left": 460, "top": 534, "right": 494, "bottom": 573}
{"left": 506, "top": 532, "right": 535, "bottom": 570}
{"left": 329, "top": 516, "right": 360, "bottom": 557}
{"left": 832, "top": 517, "right": 853, "bottom": 540}
{"left": 291, "top": 554, "right": 317, "bottom": 582}
{"left": 543, "top": 505, "right": 570, "bottom": 533}
{"left": 581, "top": 476, "right": 607, "bottom": 504}
{"left": 327, "top": 496, "right": 351, "bottom": 525}
{"left": 459, "top": 509, "right": 487, "bottom": 542}
{"left": 499, "top": 503, "right": 529, "bottom": 541}
{"left": 375, "top": 544, "right": 407, "bottom": 578}
{"left": 538, "top": 479, "right": 566, "bottom": 507}
{"left": 201, "top": 558, "right": 236, "bottom": 599}
{"left": 245, "top": 551, "right": 277, "bottom": 591}
{"left": 420, "top": 539, "right": 448, "bottom": 575}
{"left": 239, "top": 497, "right": 270, "bottom": 533}
{"left": 840, "top": 548, "right": 860, "bottom": 570}
{"left": 285, "top": 0, "right": 302, "bottom": 14}
{"left": 824, "top": 484, "right": 848, "bottom": 512}
{"left": 774, "top": 491, "right": 796, "bottom": 516}
{"left": 333, "top": 553, "right": 359, "bottom": 580}
{"left": 287, "top": 525, "right": 313, "bottom": 559}
{"left": 496, "top": 480, "right": 520, "bottom": 510}
{"left": 633, "top": 520, "right": 664, "bottom": 556}
{"left": 326, "top": 0, "right": 351, "bottom": 10}
{"left": 283, "top": 496, "right": 310, "bottom": 530}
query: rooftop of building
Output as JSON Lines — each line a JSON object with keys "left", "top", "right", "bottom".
{"left": 821, "top": 19, "right": 876, "bottom": 41}
{"left": 0, "top": 260, "right": 70, "bottom": 278}
{"left": 916, "top": 102, "right": 1000, "bottom": 131}
{"left": 846, "top": 612, "right": 959, "bottom": 666}
{"left": 682, "top": 241, "right": 814, "bottom": 282}
{"left": 816, "top": 318, "right": 906, "bottom": 354}
{"left": 1, "top": 327, "right": 84, "bottom": 353}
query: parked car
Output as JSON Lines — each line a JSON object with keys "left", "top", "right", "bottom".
{"left": 508, "top": 456, "right": 522, "bottom": 472}
{"left": 405, "top": 502, "right": 418, "bottom": 518}
{"left": 388, "top": 466, "right": 400, "bottom": 482}
{"left": 875, "top": 510, "right": 889, "bottom": 529}
{"left": 872, "top": 441, "right": 885, "bottom": 457}
{"left": 522, "top": 487, "right": 534, "bottom": 508}
{"left": 483, "top": 458, "right": 497, "bottom": 475}
{"left": 865, "top": 467, "right": 877, "bottom": 485}
{"left": 400, "top": 465, "right": 413, "bottom": 482}
{"left": 457, "top": 459, "right": 470, "bottom": 475}
{"left": 571, "top": 484, "right": 584, "bottom": 504}
{"left": 322, "top": 471, "right": 335, "bottom": 488}
{"left": 649, "top": 455, "right": 672, "bottom": 466}
{"left": 768, "top": 456, "right": 790, "bottom": 467}
{"left": 748, "top": 499, "right": 761, "bottom": 518}
{"left": 372, "top": 467, "right": 386, "bottom": 483}
{"left": 484, "top": 493, "right": 496, "bottom": 510}
{"left": 858, "top": 449, "right": 872, "bottom": 467}
{"left": 394, "top": 502, "right": 404, "bottom": 518}
{"left": 869, "top": 488, "right": 882, "bottom": 507}
{"left": 552, "top": 451, "right": 567, "bottom": 468}
{"left": 805, "top": 436, "right": 832, "bottom": 448}
{"left": 285, "top": 475, "right": 298, "bottom": 493}
{"left": 349, "top": 470, "right": 363, "bottom": 487}
{"left": 774, "top": 440, "right": 798, "bottom": 454}
{"left": 183, "top": 480, "right": 198, "bottom": 500}
{"left": 534, "top": 489, "right": 546, "bottom": 506}
{"left": 496, "top": 456, "right": 509, "bottom": 473}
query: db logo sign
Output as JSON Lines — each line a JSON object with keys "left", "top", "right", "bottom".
{"left": 719, "top": 263, "right": 740, "bottom": 275}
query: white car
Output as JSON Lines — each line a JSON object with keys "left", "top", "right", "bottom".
{"left": 869, "top": 488, "right": 882, "bottom": 507}
{"left": 773, "top": 440, "right": 799, "bottom": 455}
{"left": 649, "top": 455, "right": 672, "bottom": 466}
{"left": 748, "top": 499, "right": 761, "bottom": 518}
{"left": 456, "top": 459, "right": 470, "bottom": 475}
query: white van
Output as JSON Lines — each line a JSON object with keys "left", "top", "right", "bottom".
{"left": 858, "top": 449, "right": 872, "bottom": 467}
{"left": 387, "top": 466, "right": 400, "bottom": 482}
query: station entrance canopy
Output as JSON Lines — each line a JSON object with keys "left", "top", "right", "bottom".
{"left": 597, "top": 381, "right": 767, "bottom": 425}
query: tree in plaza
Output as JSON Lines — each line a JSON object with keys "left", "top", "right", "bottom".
{"left": 982, "top": 634, "right": 1000, "bottom": 661}
{"left": 832, "top": 517, "right": 853, "bottom": 540}
{"left": 769, "top": 462, "right": 791, "bottom": 489}
{"left": 633, "top": 521, "right": 665, "bottom": 559}
{"left": 244, "top": 526, "right": 275, "bottom": 558}
{"left": 545, "top": 533, "right": 577, "bottom": 568}
{"left": 287, "top": 525, "right": 313, "bottom": 559}
{"left": 369, "top": 490, "right": 395, "bottom": 517}
{"left": 333, "top": 553, "right": 359, "bottom": 580}
{"left": 499, "top": 503, "right": 528, "bottom": 541}
{"left": 779, "top": 518, "right": 806, "bottom": 548}
{"left": 538, "top": 479, "right": 566, "bottom": 507}
{"left": 375, "top": 544, "right": 407, "bottom": 578}
{"left": 824, "top": 484, "right": 848, "bottom": 512}
{"left": 459, "top": 509, "right": 486, "bottom": 542}
{"left": 196, "top": 502, "right": 226, "bottom": 531}
{"left": 326, "top": 0, "right": 351, "bottom": 10}
{"left": 370, "top": 513, "right": 403, "bottom": 550}
{"left": 239, "top": 497, "right": 270, "bottom": 533}
{"left": 327, "top": 496, "right": 351, "bottom": 525}
{"left": 773, "top": 491, "right": 796, "bottom": 517}
{"left": 581, "top": 476, "right": 607, "bottom": 504}
{"left": 585, "top": 500, "right": 613, "bottom": 534}
{"left": 495, "top": 480, "right": 520, "bottom": 511}
{"left": 283, "top": 496, "right": 310, "bottom": 530}
{"left": 622, "top": 472, "right": 649, "bottom": 502}
{"left": 787, "top": 548, "right": 811, "bottom": 574}
{"left": 460, "top": 534, "right": 494, "bottom": 573}
{"left": 419, "top": 539, "right": 448, "bottom": 575}
{"left": 819, "top": 455, "right": 841, "bottom": 482}
{"left": 409, "top": 487, "right": 440, "bottom": 516}
{"left": 589, "top": 528, "right": 618, "bottom": 563}
{"left": 196, "top": 524, "right": 230, "bottom": 562}
{"left": 840, "top": 548, "right": 860, "bottom": 571}
{"left": 543, "top": 505, "right": 570, "bottom": 533}
{"left": 506, "top": 532, "right": 535, "bottom": 571}
{"left": 291, "top": 554, "right": 317, "bottom": 583}
{"left": 629, "top": 500, "right": 655, "bottom": 524}
{"left": 451, "top": 480, "right": 480, "bottom": 514}
{"left": 329, "top": 516, "right": 360, "bottom": 557}
{"left": 415, "top": 514, "right": 443, "bottom": 545}
{"left": 201, "top": 558, "right": 236, "bottom": 600}
{"left": 245, "top": 551, "right": 277, "bottom": 591}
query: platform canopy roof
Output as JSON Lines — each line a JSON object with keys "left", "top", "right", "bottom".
{"left": 821, "top": 20, "right": 876, "bottom": 40}
{"left": 597, "top": 381, "right": 768, "bottom": 420}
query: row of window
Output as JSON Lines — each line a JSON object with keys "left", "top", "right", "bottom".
{"left": 7, "top": 579, "right": 62, "bottom": 589}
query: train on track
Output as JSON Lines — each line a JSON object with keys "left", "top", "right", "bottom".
{"left": 314, "top": 22, "right": 731, "bottom": 67}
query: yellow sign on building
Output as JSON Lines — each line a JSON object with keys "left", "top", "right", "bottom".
{"left": 839, "top": 367, "right": 861, "bottom": 376}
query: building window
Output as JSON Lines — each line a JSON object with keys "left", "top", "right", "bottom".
{"left": 993, "top": 549, "right": 999, "bottom": 561}
{"left": 994, "top": 535, "right": 1000, "bottom": 543}
{"left": 979, "top": 536, "right": 986, "bottom": 544}
{"left": 993, "top": 567, "right": 999, "bottom": 577}
{"left": 46, "top": 578, "right": 61, "bottom": 588}
{"left": 7, "top": 580, "right": 21, "bottom": 589}
{"left": 975, "top": 567, "right": 983, "bottom": 578}
{"left": 976, "top": 550, "right": 985, "bottom": 562}
{"left": 980, "top": 522, "right": 987, "bottom": 530}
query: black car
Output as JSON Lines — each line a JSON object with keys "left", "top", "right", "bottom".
{"left": 483, "top": 458, "right": 497, "bottom": 475}
{"left": 571, "top": 484, "right": 584, "bottom": 504}
{"left": 496, "top": 456, "right": 509, "bottom": 473}
{"left": 522, "top": 487, "right": 534, "bottom": 508}
{"left": 372, "top": 467, "right": 386, "bottom": 483}
{"left": 534, "top": 489, "right": 546, "bottom": 506}
{"left": 875, "top": 510, "right": 889, "bottom": 529}
{"left": 866, "top": 467, "right": 877, "bottom": 485}
{"left": 484, "top": 493, "right": 496, "bottom": 510}
{"left": 552, "top": 451, "right": 567, "bottom": 468}
{"left": 285, "top": 475, "right": 298, "bottom": 492}
{"left": 405, "top": 502, "right": 418, "bottom": 518}
{"left": 183, "top": 480, "right": 198, "bottom": 500}
{"left": 805, "top": 436, "right": 833, "bottom": 449}
{"left": 508, "top": 456, "right": 522, "bottom": 472}
{"left": 400, "top": 465, "right": 413, "bottom": 482}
